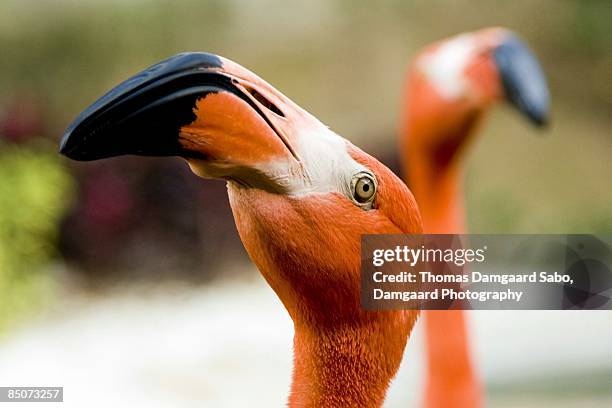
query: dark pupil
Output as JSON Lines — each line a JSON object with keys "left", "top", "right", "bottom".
{"left": 362, "top": 183, "right": 370, "bottom": 192}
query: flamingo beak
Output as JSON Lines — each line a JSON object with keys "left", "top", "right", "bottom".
{"left": 59, "top": 52, "right": 294, "bottom": 178}
{"left": 493, "top": 35, "right": 550, "bottom": 127}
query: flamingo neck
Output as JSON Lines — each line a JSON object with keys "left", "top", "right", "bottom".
{"left": 403, "top": 109, "right": 484, "bottom": 233}
{"left": 402, "top": 108, "right": 484, "bottom": 406}
{"left": 407, "top": 154, "right": 465, "bottom": 233}
{"left": 227, "top": 184, "right": 418, "bottom": 408}
{"left": 288, "top": 313, "right": 411, "bottom": 408}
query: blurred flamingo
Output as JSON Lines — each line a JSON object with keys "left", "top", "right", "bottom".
{"left": 400, "top": 28, "right": 549, "bottom": 407}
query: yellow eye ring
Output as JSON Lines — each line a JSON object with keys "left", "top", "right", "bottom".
{"left": 352, "top": 173, "right": 376, "bottom": 204}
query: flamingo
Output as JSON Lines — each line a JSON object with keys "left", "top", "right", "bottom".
{"left": 60, "top": 52, "right": 423, "bottom": 407}
{"left": 400, "top": 28, "right": 549, "bottom": 407}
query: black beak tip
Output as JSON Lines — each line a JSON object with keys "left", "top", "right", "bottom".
{"left": 58, "top": 118, "right": 92, "bottom": 160}
{"left": 57, "top": 52, "right": 227, "bottom": 162}
{"left": 59, "top": 122, "right": 78, "bottom": 160}
{"left": 528, "top": 108, "right": 549, "bottom": 129}
{"left": 59, "top": 126, "right": 76, "bottom": 157}
{"left": 535, "top": 116, "right": 549, "bottom": 129}
{"left": 494, "top": 34, "right": 550, "bottom": 130}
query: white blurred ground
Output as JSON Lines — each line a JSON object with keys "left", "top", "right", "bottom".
{"left": 0, "top": 271, "right": 611, "bottom": 407}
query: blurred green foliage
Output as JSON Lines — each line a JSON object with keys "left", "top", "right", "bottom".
{"left": 0, "top": 141, "right": 73, "bottom": 334}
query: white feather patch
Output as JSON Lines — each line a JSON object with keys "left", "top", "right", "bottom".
{"left": 417, "top": 33, "right": 479, "bottom": 100}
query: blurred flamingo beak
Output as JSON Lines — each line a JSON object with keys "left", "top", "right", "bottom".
{"left": 59, "top": 52, "right": 296, "bottom": 176}
{"left": 493, "top": 35, "right": 550, "bottom": 127}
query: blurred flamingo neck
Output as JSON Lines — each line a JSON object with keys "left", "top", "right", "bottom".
{"left": 402, "top": 83, "right": 484, "bottom": 407}
{"left": 406, "top": 147, "right": 466, "bottom": 233}
{"left": 403, "top": 110, "right": 483, "bottom": 233}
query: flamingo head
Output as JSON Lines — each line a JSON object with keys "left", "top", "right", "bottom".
{"left": 404, "top": 27, "right": 550, "bottom": 162}
{"left": 60, "top": 52, "right": 422, "bottom": 329}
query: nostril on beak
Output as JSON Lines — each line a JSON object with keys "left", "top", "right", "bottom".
{"left": 244, "top": 86, "right": 285, "bottom": 117}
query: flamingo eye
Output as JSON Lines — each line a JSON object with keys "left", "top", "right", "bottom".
{"left": 351, "top": 172, "right": 377, "bottom": 204}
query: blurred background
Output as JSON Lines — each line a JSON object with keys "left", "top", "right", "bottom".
{"left": 0, "top": 0, "right": 611, "bottom": 406}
